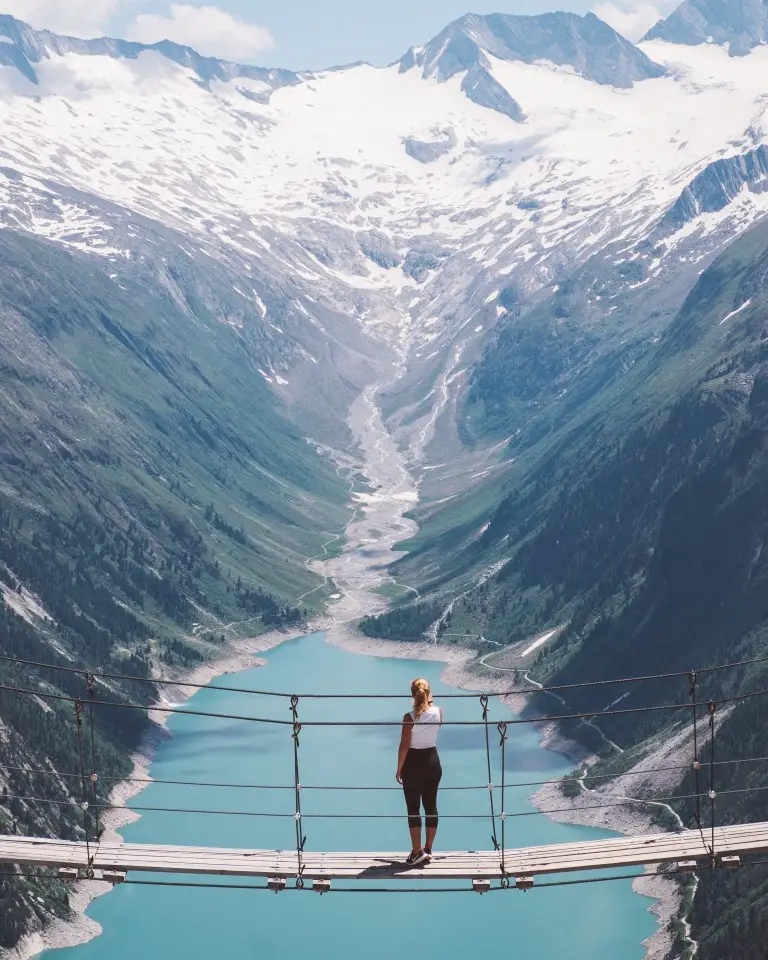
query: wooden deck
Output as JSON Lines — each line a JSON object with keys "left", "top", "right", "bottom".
{"left": 2, "top": 822, "right": 768, "bottom": 885}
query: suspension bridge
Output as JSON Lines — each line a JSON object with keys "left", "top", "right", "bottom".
{"left": 2, "top": 650, "right": 768, "bottom": 895}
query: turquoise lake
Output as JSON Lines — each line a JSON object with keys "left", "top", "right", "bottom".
{"left": 49, "top": 633, "right": 656, "bottom": 959}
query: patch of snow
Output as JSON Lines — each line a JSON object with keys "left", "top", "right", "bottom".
{"left": 719, "top": 299, "right": 752, "bottom": 325}
{"left": 1, "top": 582, "right": 53, "bottom": 625}
{"left": 520, "top": 628, "right": 559, "bottom": 658}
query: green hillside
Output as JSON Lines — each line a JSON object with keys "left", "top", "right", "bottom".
{"left": 0, "top": 228, "right": 352, "bottom": 947}
{"left": 364, "top": 216, "right": 768, "bottom": 957}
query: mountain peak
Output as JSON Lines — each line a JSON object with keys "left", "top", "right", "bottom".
{"left": 643, "top": 0, "right": 768, "bottom": 56}
{"left": 0, "top": 14, "right": 298, "bottom": 96}
{"left": 400, "top": 11, "right": 665, "bottom": 88}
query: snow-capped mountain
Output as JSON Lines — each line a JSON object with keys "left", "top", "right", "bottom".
{"left": 400, "top": 12, "right": 665, "bottom": 87}
{"left": 644, "top": 0, "right": 768, "bottom": 56}
{"left": 1, "top": 5, "right": 768, "bottom": 462}
{"left": 397, "top": 12, "right": 665, "bottom": 124}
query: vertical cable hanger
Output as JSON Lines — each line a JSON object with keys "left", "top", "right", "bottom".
{"left": 689, "top": 671, "right": 708, "bottom": 854}
{"left": 290, "top": 695, "right": 306, "bottom": 888}
{"left": 708, "top": 700, "right": 717, "bottom": 867}
{"left": 86, "top": 673, "right": 102, "bottom": 840}
{"left": 498, "top": 721, "right": 508, "bottom": 887}
{"left": 480, "top": 695, "right": 500, "bottom": 853}
{"left": 74, "top": 699, "right": 95, "bottom": 879}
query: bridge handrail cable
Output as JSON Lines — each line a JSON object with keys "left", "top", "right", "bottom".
{"left": 5, "top": 783, "right": 768, "bottom": 822}
{"left": 1, "top": 647, "right": 765, "bottom": 892}
{"left": 1, "top": 648, "right": 768, "bottom": 701}
{"left": 5, "top": 752, "right": 768, "bottom": 794}
{"left": 4, "top": 678, "right": 768, "bottom": 728}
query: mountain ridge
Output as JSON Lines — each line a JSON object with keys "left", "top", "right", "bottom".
{"left": 0, "top": 8, "right": 668, "bottom": 120}
{"left": 0, "top": 13, "right": 298, "bottom": 95}
{"left": 400, "top": 11, "right": 666, "bottom": 88}
{"left": 644, "top": 0, "right": 768, "bottom": 56}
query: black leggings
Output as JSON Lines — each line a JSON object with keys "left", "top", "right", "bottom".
{"left": 401, "top": 747, "right": 442, "bottom": 830}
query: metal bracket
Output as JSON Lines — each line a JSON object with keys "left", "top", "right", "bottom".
{"left": 718, "top": 855, "right": 741, "bottom": 869}
{"left": 515, "top": 875, "right": 534, "bottom": 891}
{"left": 676, "top": 860, "right": 698, "bottom": 873}
{"left": 313, "top": 878, "right": 331, "bottom": 895}
{"left": 267, "top": 877, "right": 286, "bottom": 893}
{"left": 472, "top": 878, "right": 491, "bottom": 894}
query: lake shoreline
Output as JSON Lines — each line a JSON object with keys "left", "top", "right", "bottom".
{"left": 11, "top": 622, "right": 682, "bottom": 960}
{"left": 8, "top": 624, "right": 307, "bottom": 960}
{"left": 328, "top": 628, "right": 687, "bottom": 960}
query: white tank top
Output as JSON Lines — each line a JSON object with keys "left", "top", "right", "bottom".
{"left": 410, "top": 704, "right": 442, "bottom": 749}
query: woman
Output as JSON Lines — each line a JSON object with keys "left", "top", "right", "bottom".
{"left": 396, "top": 677, "right": 443, "bottom": 865}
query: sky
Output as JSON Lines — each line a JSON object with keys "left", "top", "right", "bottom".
{"left": 5, "top": 0, "right": 682, "bottom": 69}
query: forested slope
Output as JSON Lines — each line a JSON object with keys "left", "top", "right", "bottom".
{"left": 365, "top": 214, "right": 768, "bottom": 960}
{"left": 0, "top": 228, "right": 353, "bottom": 948}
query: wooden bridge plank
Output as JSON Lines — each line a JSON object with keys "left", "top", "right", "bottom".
{"left": 3, "top": 823, "right": 768, "bottom": 882}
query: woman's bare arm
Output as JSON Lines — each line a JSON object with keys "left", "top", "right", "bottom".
{"left": 396, "top": 713, "right": 413, "bottom": 783}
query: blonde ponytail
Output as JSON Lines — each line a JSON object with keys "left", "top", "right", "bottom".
{"left": 411, "top": 677, "right": 431, "bottom": 716}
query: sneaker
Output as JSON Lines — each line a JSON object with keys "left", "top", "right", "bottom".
{"left": 405, "top": 849, "right": 429, "bottom": 866}
{"left": 423, "top": 846, "right": 433, "bottom": 861}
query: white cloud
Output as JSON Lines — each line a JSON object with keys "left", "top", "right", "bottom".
{"left": 3, "top": 0, "right": 119, "bottom": 36}
{"left": 593, "top": 0, "right": 680, "bottom": 41}
{"left": 126, "top": 4, "right": 274, "bottom": 62}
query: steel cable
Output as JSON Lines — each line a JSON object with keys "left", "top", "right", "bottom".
{"left": 3, "top": 648, "right": 768, "bottom": 701}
